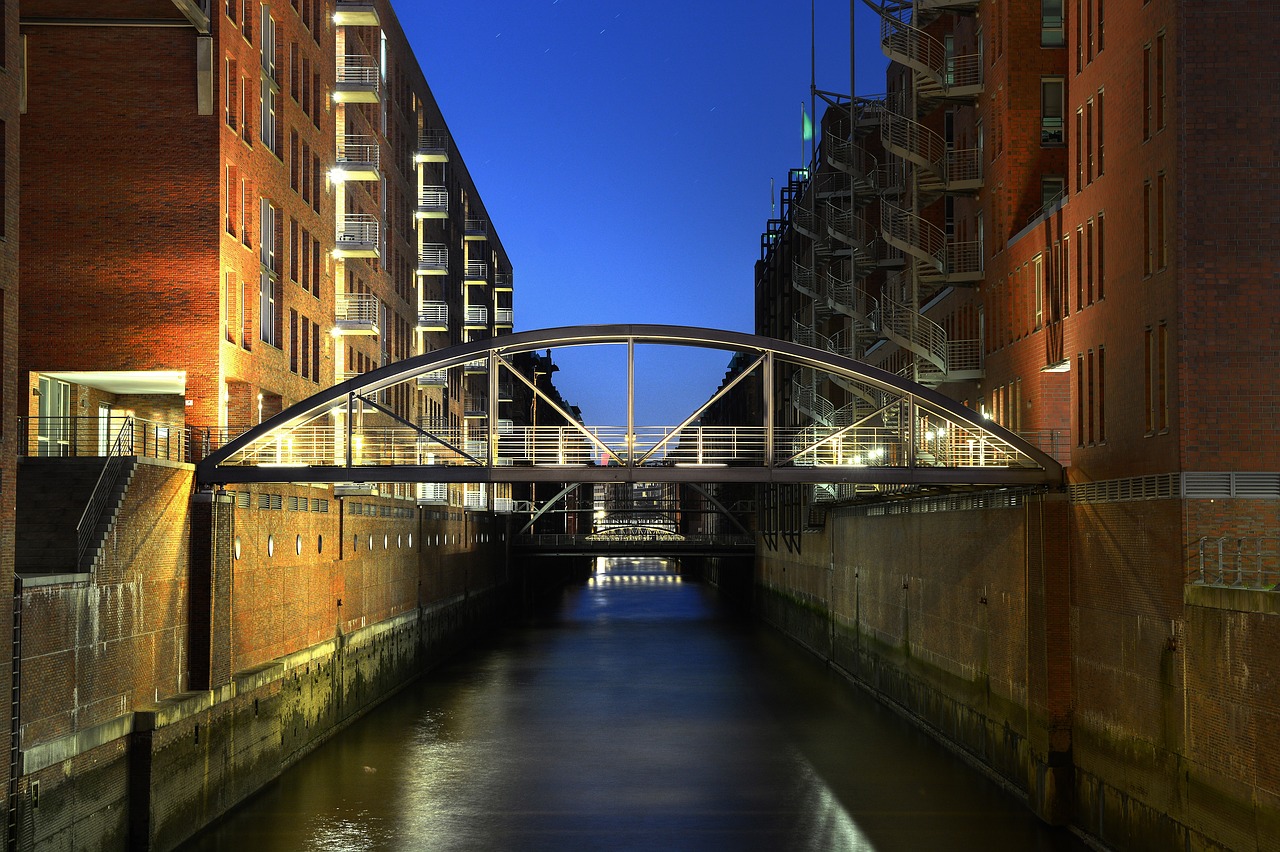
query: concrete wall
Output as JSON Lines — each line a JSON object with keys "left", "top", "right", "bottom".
{"left": 757, "top": 490, "right": 1280, "bottom": 852}
{"left": 13, "top": 460, "right": 514, "bottom": 851}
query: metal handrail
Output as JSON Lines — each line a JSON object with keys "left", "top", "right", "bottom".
{"left": 494, "top": 308, "right": 514, "bottom": 325}
{"left": 464, "top": 218, "right": 488, "bottom": 235}
{"left": 418, "top": 186, "right": 448, "bottom": 212}
{"left": 337, "top": 214, "right": 379, "bottom": 244}
{"left": 1193, "top": 537, "right": 1280, "bottom": 589}
{"left": 75, "top": 416, "right": 134, "bottom": 569}
{"left": 418, "top": 130, "right": 449, "bottom": 155}
{"left": 336, "top": 55, "right": 379, "bottom": 86}
{"left": 465, "top": 260, "right": 488, "bottom": 280}
{"left": 465, "top": 305, "right": 488, "bottom": 326}
{"left": 418, "top": 244, "right": 448, "bottom": 270}
{"left": 337, "top": 135, "right": 379, "bottom": 167}
{"left": 418, "top": 302, "right": 448, "bottom": 327}
{"left": 337, "top": 292, "right": 379, "bottom": 325}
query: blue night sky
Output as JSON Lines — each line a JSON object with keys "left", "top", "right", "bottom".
{"left": 400, "top": 1, "right": 887, "bottom": 424}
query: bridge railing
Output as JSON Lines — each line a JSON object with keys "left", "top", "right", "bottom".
{"left": 517, "top": 533, "right": 756, "bottom": 549}
{"left": 218, "top": 420, "right": 1045, "bottom": 472}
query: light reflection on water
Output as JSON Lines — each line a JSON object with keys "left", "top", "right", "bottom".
{"left": 181, "top": 558, "right": 1084, "bottom": 852}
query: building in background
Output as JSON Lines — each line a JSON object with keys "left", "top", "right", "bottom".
{"left": 755, "top": 1, "right": 1280, "bottom": 848}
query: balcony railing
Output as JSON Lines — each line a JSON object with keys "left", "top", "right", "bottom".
{"left": 418, "top": 243, "right": 448, "bottom": 274}
{"left": 417, "top": 186, "right": 448, "bottom": 217}
{"left": 1192, "top": 537, "right": 1280, "bottom": 590}
{"left": 416, "top": 130, "right": 450, "bottom": 162}
{"left": 416, "top": 482, "right": 449, "bottom": 505}
{"left": 464, "top": 218, "right": 488, "bottom": 239}
{"left": 465, "top": 305, "right": 488, "bottom": 326}
{"left": 417, "top": 370, "right": 448, "bottom": 387}
{"left": 335, "top": 55, "right": 379, "bottom": 102}
{"left": 493, "top": 272, "right": 513, "bottom": 290}
{"left": 465, "top": 260, "right": 488, "bottom": 281}
{"left": 464, "top": 395, "right": 488, "bottom": 415}
{"left": 336, "top": 214, "right": 379, "bottom": 252}
{"left": 494, "top": 308, "right": 514, "bottom": 325}
{"left": 335, "top": 292, "right": 380, "bottom": 334}
{"left": 19, "top": 415, "right": 223, "bottom": 464}
{"left": 418, "top": 301, "right": 448, "bottom": 330}
{"left": 464, "top": 485, "right": 487, "bottom": 511}
{"left": 335, "top": 135, "right": 380, "bottom": 180}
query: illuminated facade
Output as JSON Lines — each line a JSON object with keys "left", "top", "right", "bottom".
{"left": 18, "top": 0, "right": 514, "bottom": 510}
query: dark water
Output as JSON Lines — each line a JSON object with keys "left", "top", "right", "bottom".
{"left": 183, "top": 558, "right": 1086, "bottom": 851}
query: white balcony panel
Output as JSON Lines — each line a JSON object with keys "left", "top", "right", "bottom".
{"left": 335, "top": 214, "right": 379, "bottom": 258}
{"left": 494, "top": 308, "right": 514, "bottom": 326}
{"left": 415, "top": 131, "right": 450, "bottom": 163}
{"left": 465, "top": 305, "right": 488, "bottom": 327}
{"left": 416, "top": 482, "right": 449, "bottom": 506}
{"left": 334, "top": 55, "right": 380, "bottom": 103}
{"left": 417, "top": 301, "right": 448, "bottom": 331}
{"left": 464, "top": 260, "right": 488, "bottom": 284}
{"left": 417, "top": 244, "right": 448, "bottom": 275}
{"left": 464, "top": 218, "right": 488, "bottom": 241}
{"left": 416, "top": 186, "right": 448, "bottom": 219}
{"left": 335, "top": 292, "right": 380, "bottom": 335}
{"left": 335, "top": 135, "right": 380, "bottom": 181}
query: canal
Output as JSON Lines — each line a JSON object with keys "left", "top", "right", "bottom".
{"left": 181, "top": 558, "right": 1086, "bottom": 851}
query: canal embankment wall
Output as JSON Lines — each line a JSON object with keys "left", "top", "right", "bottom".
{"left": 13, "top": 460, "right": 515, "bottom": 851}
{"left": 755, "top": 489, "right": 1280, "bottom": 852}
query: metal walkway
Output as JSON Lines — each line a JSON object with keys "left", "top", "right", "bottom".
{"left": 196, "top": 325, "right": 1063, "bottom": 490}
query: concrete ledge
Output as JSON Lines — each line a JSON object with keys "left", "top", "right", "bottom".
{"left": 21, "top": 712, "right": 135, "bottom": 775}
{"left": 135, "top": 690, "right": 214, "bottom": 730}
{"left": 16, "top": 572, "right": 90, "bottom": 589}
{"left": 1184, "top": 583, "right": 1280, "bottom": 614}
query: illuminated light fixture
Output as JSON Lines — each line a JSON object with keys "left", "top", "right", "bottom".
{"left": 674, "top": 462, "right": 727, "bottom": 468}
{"left": 1042, "top": 359, "right": 1071, "bottom": 373}
{"left": 329, "top": 168, "right": 348, "bottom": 183}
{"left": 330, "top": 327, "right": 343, "bottom": 338}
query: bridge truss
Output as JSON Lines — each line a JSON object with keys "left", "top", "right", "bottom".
{"left": 196, "top": 325, "right": 1063, "bottom": 491}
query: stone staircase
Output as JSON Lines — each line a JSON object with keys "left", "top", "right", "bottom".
{"left": 16, "top": 456, "right": 138, "bottom": 574}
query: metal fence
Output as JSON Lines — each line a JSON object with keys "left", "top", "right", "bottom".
{"left": 18, "top": 416, "right": 236, "bottom": 464}
{"left": 1190, "top": 537, "right": 1280, "bottom": 590}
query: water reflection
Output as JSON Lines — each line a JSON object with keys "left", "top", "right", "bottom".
{"left": 182, "top": 557, "right": 1084, "bottom": 852}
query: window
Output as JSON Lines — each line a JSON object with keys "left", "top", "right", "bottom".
{"left": 1042, "top": 0, "right": 1065, "bottom": 46}
{"left": 1157, "top": 324, "right": 1168, "bottom": 431}
{"left": 1086, "top": 350, "right": 1095, "bottom": 445}
{"left": 1143, "top": 44, "right": 1152, "bottom": 140}
{"left": 241, "top": 279, "right": 253, "bottom": 350}
{"left": 312, "top": 321, "right": 321, "bottom": 381}
{"left": 301, "top": 315, "right": 310, "bottom": 379}
{"left": 1096, "top": 213, "right": 1105, "bottom": 300}
{"left": 290, "top": 42, "right": 299, "bottom": 101}
{"left": 1042, "top": 176, "right": 1065, "bottom": 211}
{"left": 1075, "top": 0, "right": 1083, "bottom": 73}
{"left": 1097, "top": 346, "right": 1106, "bottom": 443}
{"left": 1096, "top": 88, "right": 1104, "bottom": 175}
{"left": 1041, "top": 78, "right": 1065, "bottom": 145}
{"left": 1033, "top": 255, "right": 1044, "bottom": 330}
{"left": 1085, "top": 218, "right": 1094, "bottom": 305}
{"left": 1156, "top": 172, "right": 1167, "bottom": 270}
{"left": 1097, "top": 0, "right": 1105, "bottom": 52}
{"left": 1075, "top": 226, "right": 1084, "bottom": 311}
{"left": 1085, "top": 99, "right": 1094, "bottom": 183}
{"left": 289, "top": 309, "right": 298, "bottom": 373}
{"left": 224, "top": 272, "right": 236, "bottom": 343}
{"left": 1086, "top": 0, "right": 1094, "bottom": 62}
{"left": 240, "top": 178, "right": 252, "bottom": 247}
{"left": 1076, "top": 353, "right": 1085, "bottom": 446}
{"left": 225, "top": 58, "right": 238, "bottom": 129}
{"left": 289, "top": 218, "right": 298, "bottom": 281}
{"left": 290, "top": 130, "right": 299, "bottom": 191}
{"left": 260, "top": 77, "right": 276, "bottom": 154}
{"left": 1143, "top": 180, "right": 1153, "bottom": 275}
{"left": 1144, "top": 327, "right": 1154, "bottom": 433}
{"left": 1075, "top": 108, "right": 1083, "bottom": 190}
{"left": 1156, "top": 33, "right": 1166, "bottom": 131}
{"left": 260, "top": 272, "right": 276, "bottom": 347}
{"left": 225, "top": 164, "right": 238, "bottom": 235}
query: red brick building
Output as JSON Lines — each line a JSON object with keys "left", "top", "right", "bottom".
{"left": 10, "top": 1, "right": 520, "bottom": 848}
{"left": 756, "top": 1, "right": 1280, "bottom": 848}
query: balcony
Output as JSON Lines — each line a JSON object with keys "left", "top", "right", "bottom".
{"left": 464, "top": 484, "right": 487, "bottom": 511}
{"left": 417, "top": 243, "right": 448, "bottom": 275}
{"left": 416, "top": 186, "right": 448, "bottom": 219}
{"left": 416, "top": 369, "right": 447, "bottom": 387}
{"left": 497, "top": 382, "right": 514, "bottom": 402}
{"left": 464, "top": 218, "right": 488, "bottom": 241}
{"left": 464, "top": 260, "right": 488, "bottom": 285}
{"left": 494, "top": 307, "right": 513, "bottom": 327}
{"left": 334, "top": 55, "right": 379, "bottom": 103}
{"left": 416, "top": 482, "right": 449, "bottom": 506}
{"left": 334, "top": 0, "right": 379, "bottom": 26}
{"left": 464, "top": 395, "right": 488, "bottom": 417}
{"left": 415, "top": 130, "right": 450, "bottom": 163}
{"left": 334, "top": 292, "right": 379, "bottom": 335}
{"left": 464, "top": 357, "right": 488, "bottom": 374}
{"left": 417, "top": 301, "right": 448, "bottom": 331}
{"left": 493, "top": 272, "right": 513, "bottom": 292}
{"left": 334, "top": 135, "right": 380, "bottom": 181}
{"left": 335, "top": 214, "right": 379, "bottom": 258}
{"left": 465, "top": 305, "right": 488, "bottom": 328}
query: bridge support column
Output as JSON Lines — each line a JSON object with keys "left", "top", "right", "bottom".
{"left": 188, "top": 489, "right": 234, "bottom": 690}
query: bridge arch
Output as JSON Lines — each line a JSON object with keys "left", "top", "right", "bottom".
{"left": 196, "top": 324, "right": 1063, "bottom": 491}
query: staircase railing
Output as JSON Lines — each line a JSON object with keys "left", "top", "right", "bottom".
{"left": 75, "top": 416, "right": 134, "bottom": 570}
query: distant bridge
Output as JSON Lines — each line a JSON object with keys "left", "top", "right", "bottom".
{"left": 197, "top": 325, "right": 1063, "bottom": 491}
{"left": 514, "top": 533, "right": 756, "bottom": 558}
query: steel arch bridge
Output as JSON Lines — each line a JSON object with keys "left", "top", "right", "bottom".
{"left": 196, "top": 325, "right": 1064, "bottom": 490}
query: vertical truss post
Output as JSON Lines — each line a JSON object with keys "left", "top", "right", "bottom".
{"left": 345, "top": 392, "right": 354, "bottom": 468}
{"left": 627, "top": 336, "right": 635, "bottom": 467}
{"left": 763, "top": 352, "right": 775, "bottom": 469}
{"left": 487, "top": 349, "right": 498, "bottom": 467}
{"left": 906, "top": 395, "right": 917, "bottom": 469}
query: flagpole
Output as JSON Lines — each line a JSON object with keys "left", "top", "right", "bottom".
{"left": 810, "top": 0, "right": 817, "bottom": 170}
